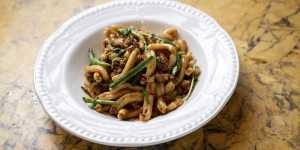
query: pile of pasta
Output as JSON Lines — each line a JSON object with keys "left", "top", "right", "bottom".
{"left": 82, "top": 25, "right": 200, "bottom": 121}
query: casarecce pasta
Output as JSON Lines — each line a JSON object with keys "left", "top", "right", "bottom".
{"left": 81, "top": 25, "right": 201, "bottom": 121}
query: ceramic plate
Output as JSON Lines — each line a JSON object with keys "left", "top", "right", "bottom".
{"left": 34, "top": 0, "right": 239, "bottom": 147}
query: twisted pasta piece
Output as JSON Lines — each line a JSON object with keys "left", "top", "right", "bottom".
{"left": 97, "top": 89, "right": 133, "bottom": 100}
{"left": 86, "top": 82, "right": 100, "bottom": 98}
{"left": 104, "top": 25, "right": 123, "bottom": 37}
{"left": 165, "top": 81, "right": 175, "bottom": 94}
{"left": 175, "top": 39, "right": 188, "bottom": 52}
{"left": 156, "top": 83, "right": 165, "bottom": 97}
{"left": 117, "top": 108, "right": 141, "bottom": 120}
{"left": 157, "top": 97, "right": 184, "bottom": 114}
{"left": 97, "top": 83, "right": 143, "bottom": 99}
{"left": 167, "top": 98, "right": 184, "bottom": 112}
{"left": 139, "top": 94, "right": 154, "bottom": 121}
{"left": 85, "top": 65, "right": 109, "bottom": 81}
{"left": 161, "top": 27, "right": 178, "bottom": 40}
{"left": 93, "top": 72, "right": 102, "bottom": 83}
{"left": 112, "top": 49, "right": 139, "bottom": 80}
{"left": 148, "top": 43, "right": 177, "bottom": 68}
{"left": 115, "top": 92, "right": 143, "bottom": 110}
{"left": 157, "top": 97, "right": 167, "bottom": 114}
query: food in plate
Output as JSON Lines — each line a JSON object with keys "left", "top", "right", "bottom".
{"left": 81, "top": 25, "right": 201, "bottom": 121}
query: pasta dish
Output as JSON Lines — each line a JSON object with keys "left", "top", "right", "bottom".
{"left": 82, "top": 25, "right": 200, "bottom": 121}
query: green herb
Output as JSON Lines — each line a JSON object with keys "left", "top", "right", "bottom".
{"left": 183, "top": 66, "right": 197, "bottom": 101}
{"left": 131, "top": 30, "right": 142, "bottom": 38}
{"left": 128, "top": 70, "right": 143, "bottom": 85}
{"left": 113, "top": 48, "right": 122, "bottom": 53}
{"left": 157, "top": 37, "right": 175, "bottom": 46}
{"left": 171, "top": 53, "right": 182, "bottom": 75}
{"left": 95, "top": 99, "right": 116, "bottom": 105}
{"left": 82, "top": 96, "right": 117, "bottom": 108}
{"left": 83, "top": 96, "right": 94, "bottom": 103}
{"left": 88, "top": 49, "right": 111, "bottom": 67}
{"left": 143, "top": 88, "right": 150, "bottom": 104}
{"left": 132, "top": 30, "right": 148, "bottom": 51}
{"left": 113, "top": 48, "right": 126, "bottom": 56}
{"left": 86, "top": 102, "right": 96, "bottom": 109}
{"left": 109, "top": 55, "right": 155, "bottom": 89}
{"left": 156, "top": 58, "right": 161, "bottom": 66}
{"left": 141, "top": 32, "right": 175, "bottom": 46}
{"left": 139, "top": 31, "right": 175, "bottom": 46}
{"left": 118, "top": 28, "right": 132, "bottom": 36}
{"left": 143, "top": 44, "right": 149, "bottom": 51}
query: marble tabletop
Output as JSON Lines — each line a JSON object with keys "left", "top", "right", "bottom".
{"left": 0, "top": 0, "right": 300, "bottom": 149}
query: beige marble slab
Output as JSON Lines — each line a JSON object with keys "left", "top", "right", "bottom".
{"left": 0, "top": 0, "right": 299, "bottom": 149}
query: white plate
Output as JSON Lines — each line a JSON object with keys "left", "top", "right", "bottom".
{"left": 34, "top": 0, "right": 239, "bottom": 147}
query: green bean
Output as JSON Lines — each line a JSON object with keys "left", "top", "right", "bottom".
{"left": 171, "top": 53, "right": 182, "bottom": 75}
{"left": 118, "top": 28, "right": 132, "bottom": 36}
{"left": 109, "top": 56, "right": 155, "bottom": 89}
{"left": 139, "top": 31, "right": 175, "bottom": 46}
{"left": 82, "top": 96, "right": 117, "bottom": 107}
{"left": 95, "top": 99, "right": 116, "bottom": 105}
{"left": 83, "top": 96, "right": 94, "bottom": 103}
{"left": 143, "top": 88, "right": 150, "bottom": 104}
{"left": 86, "top": 103, "right": 96, "bottom": 109}
{"left": 112, "top": 48, "right": 126, "bottom": 57}
{"left": 157, "top": 37, "right": 175, "bottom": 46}
{"left": 183, "top": 66, "right": 197, "bottom": 101}
{"left": 88, "top": 49, "right": 111, "bottom": 67}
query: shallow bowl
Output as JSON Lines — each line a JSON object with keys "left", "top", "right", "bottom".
{"left": 34, "top": 0, "right": 239, "bottom": 147}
